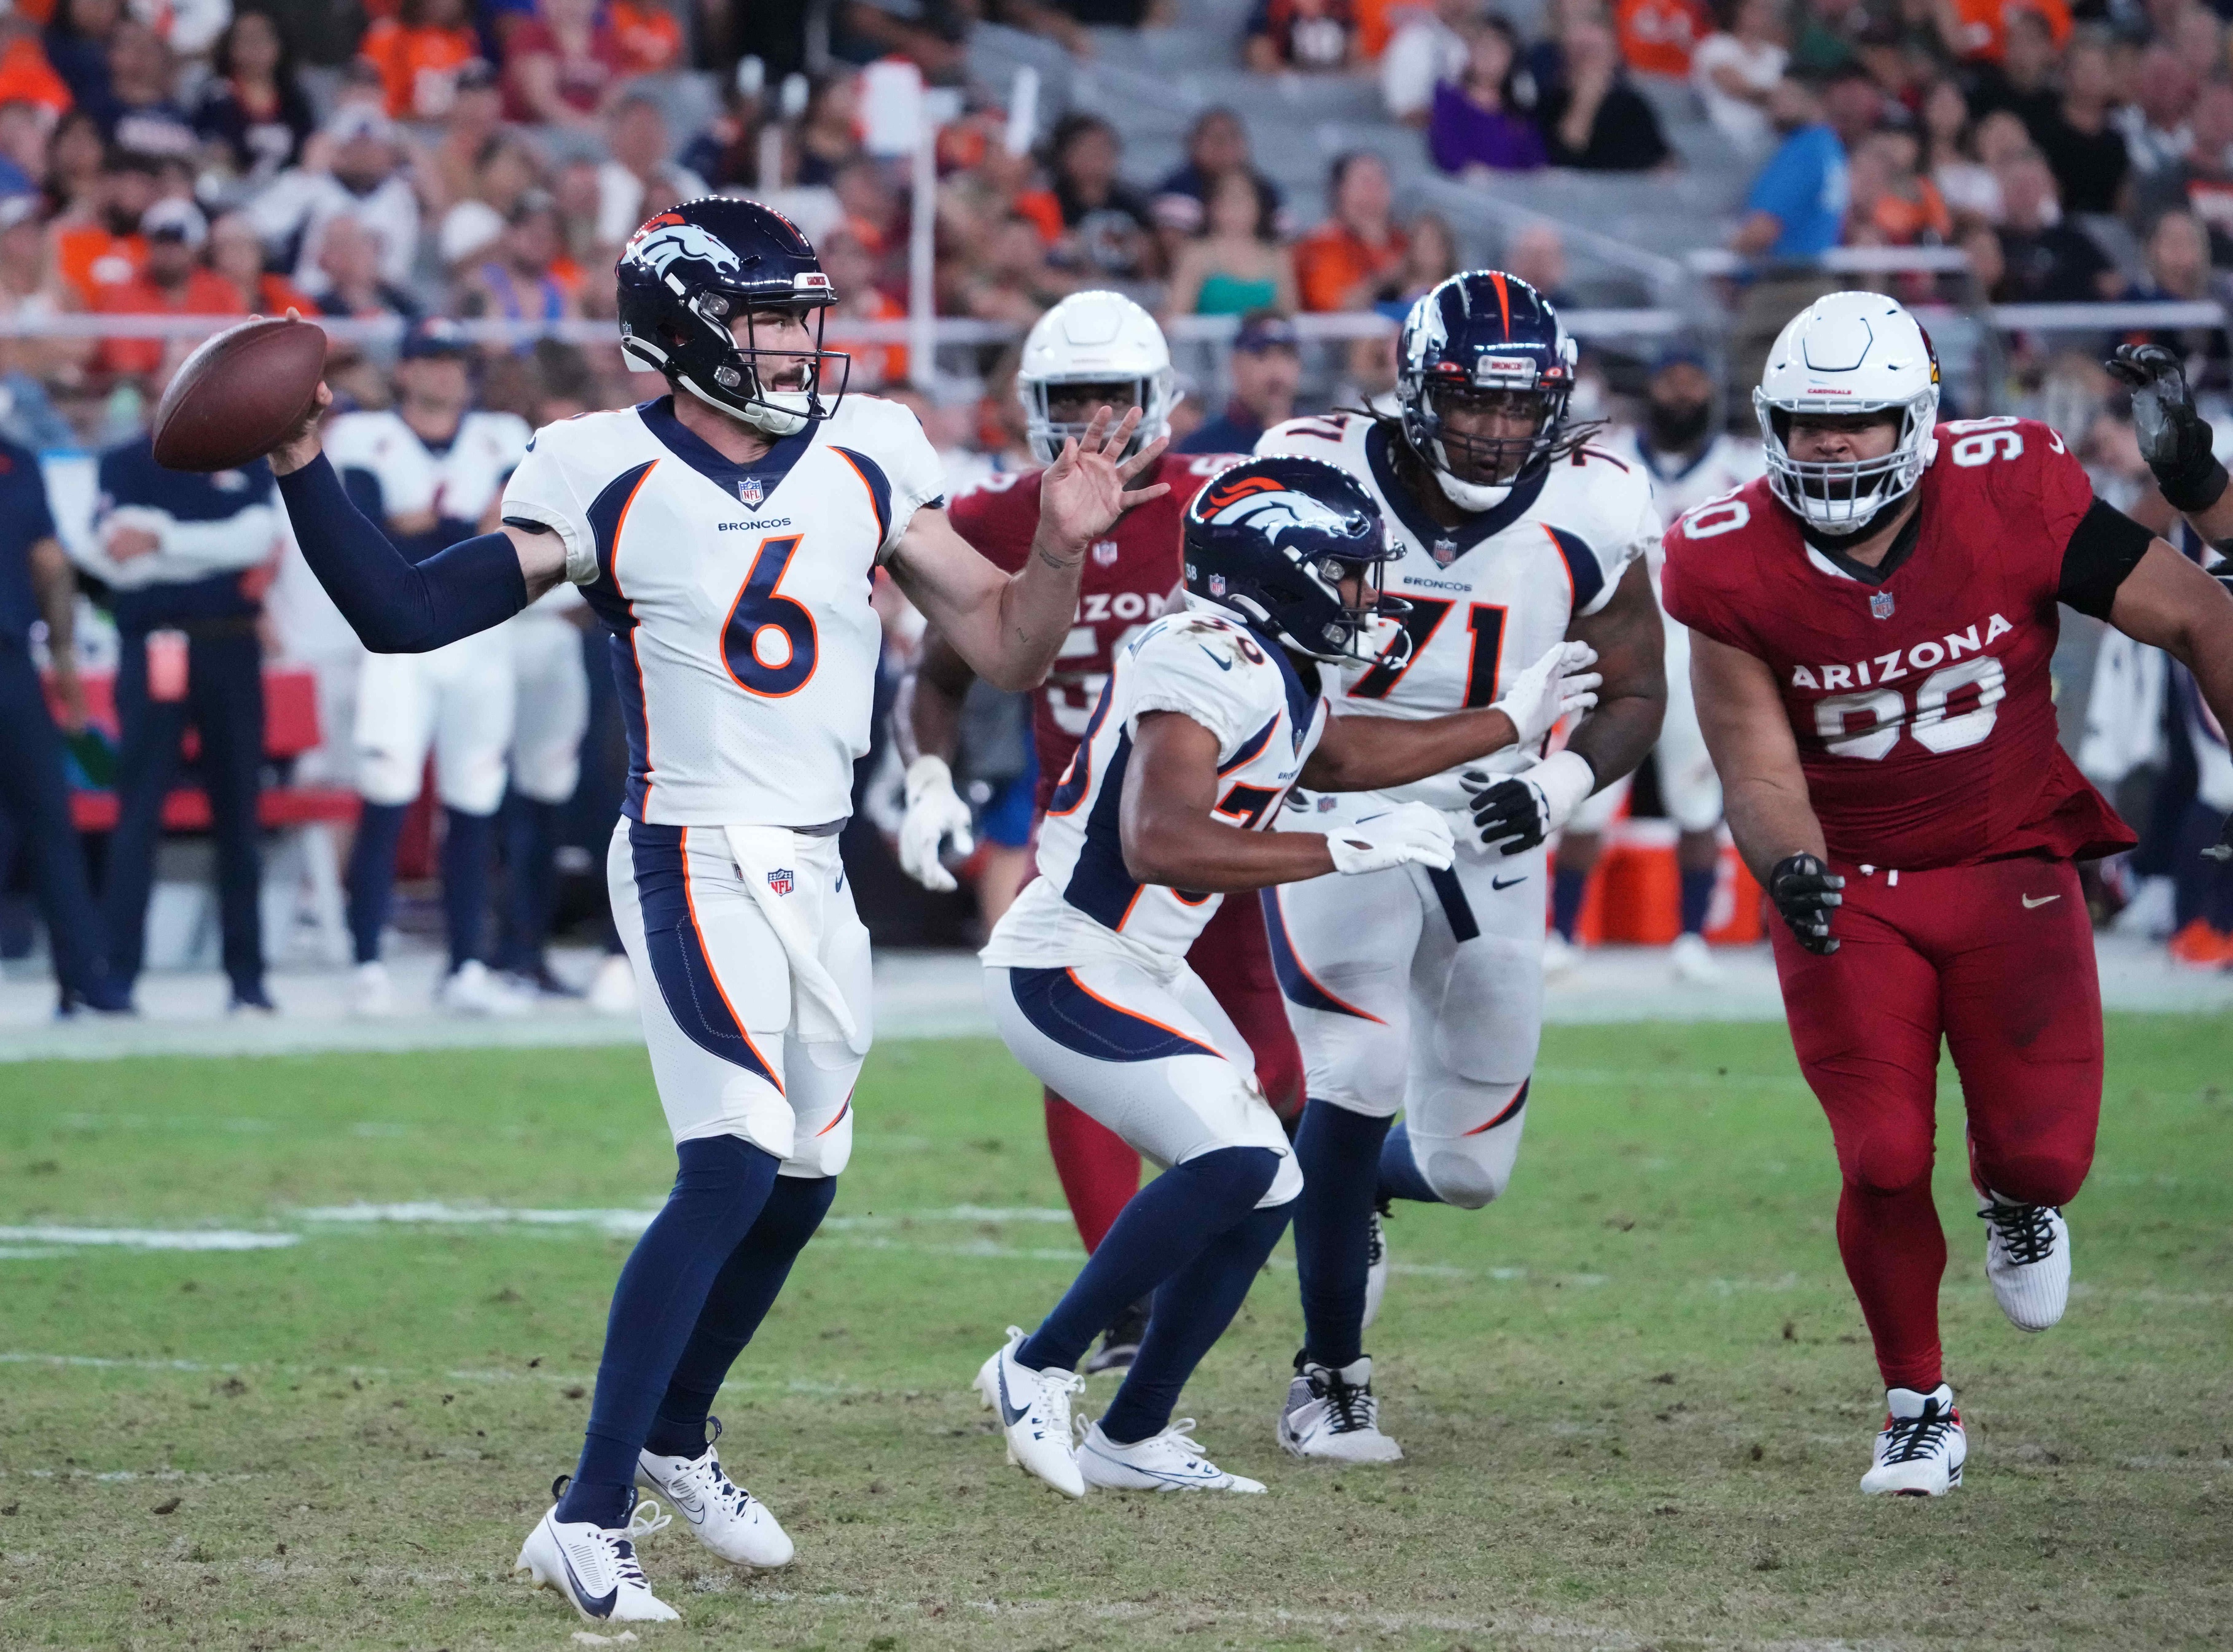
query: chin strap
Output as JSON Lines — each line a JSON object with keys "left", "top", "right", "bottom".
{"left": 1431, "top": 465, "right": 1514, "bottom": 513}
{"left": 1796, "top": 489, "right": 1914, "bottom": 552}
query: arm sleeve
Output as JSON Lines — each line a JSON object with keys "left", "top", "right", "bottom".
{"left": 499, "top": 434, "right": 598, "bottom": 585}
{"left": 2015, "top": 421, "right": 2150, "bottom": 618}
{"left": 2057, "top": 497, "right": 2156, "bottom": 619}
{"left": 1122, "top": 620, "right": 1257, "bottom": 753}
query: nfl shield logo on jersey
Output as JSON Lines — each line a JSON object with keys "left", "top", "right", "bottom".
{"left": 738, "top": 477, "right": 765, "bottom": 509}
{"left": 767, "top": 868, "right": 794, "bottom": 896}
{"left": 1871, "top": 590, "right": 1896, "bottom": 620}
{"left": 1092, "top": 539, "right": 1119, "bottom": 566}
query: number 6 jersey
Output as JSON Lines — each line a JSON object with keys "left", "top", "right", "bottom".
{"left": 1660, "top": 416, "right": 2141, "bottom": 870}
{"left": 501, "top": 392, "right": 946, "bottom": 827}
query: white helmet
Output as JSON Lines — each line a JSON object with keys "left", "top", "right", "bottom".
{"left": 1754, "top": 290, "right": 1940, "bottom": 537}
{"left": 1017, "top": 291, "right": 1178, "bottom": 464}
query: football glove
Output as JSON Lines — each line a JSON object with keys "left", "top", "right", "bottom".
{"left": 1767, "top": 852, "right": 1845, "bottom": 955}
{"left": 1491, "top": 641, "right": 1602, "bottom": 750}
{"left": 2105, "top": 343, "right": 2229, "bottom": 513}
{"left": 1457, "top": 750, "right": 1595, "bottom": 859}
{"left": 1324, "top": 800, "right": 1456, "bottom": 875}
{"left": 897, "top": 755, "right": 975, "bottom": 893}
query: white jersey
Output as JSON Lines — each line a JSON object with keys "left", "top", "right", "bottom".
{"left": 501, "top": 393, "right": 945, "bottom": 827}
{"left": 325, "top": 407, "right": 530, "bottom": 539}
{"left": 1254, "top": 411, "right": 1657, "bottom": 808}
{"left": 1597, "top": 427, "right": 1766, "bottom": 579}
{"left": 982, "top": 608, "right": 1328, "bottom": 975}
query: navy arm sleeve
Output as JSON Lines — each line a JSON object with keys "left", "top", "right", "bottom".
{"left": 276, "top": 451, "right": 529, "bottom": 653}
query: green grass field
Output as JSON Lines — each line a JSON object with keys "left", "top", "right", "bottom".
{"left": 2, "top": 1016, "right": 2229, "bottom": 1651}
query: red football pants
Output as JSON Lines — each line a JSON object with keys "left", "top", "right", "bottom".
{"left": 1044, "top": 892, "right": 1307, "bottom": 1253}
{"left": 1772, "top": 856, "right": 2103, "bottom": 1392}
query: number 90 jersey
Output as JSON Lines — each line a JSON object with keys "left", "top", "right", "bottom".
{"left": 981, "top": 609, "right": 1328, "bottom": 974}
{"left": 501, "top": 394, "right": 945, "bottom": 827}
{"left": 1253, "top": 412, "right": 1657, "bottom": 810}
{"left": 1660, "top": 416, "right": 2135, "bottom": 870}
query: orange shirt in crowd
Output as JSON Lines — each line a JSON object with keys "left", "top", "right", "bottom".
{"left": 55, "top": 225, "right": 146, "bottom": 305}
{"left": 1012, "top": 189, "right": 1066, "bottom": 245}
{"left": 1616, "top": 0, "right": 1709, "bottom": 76}
{"left": 1866, "top": 178, "right": 1953, "bottom": 246}
{"left": 1351, "top": 0, "right": 1399, "bottom": 59}
{"left": 249, "top": 270, "right": 318, "bottom": 315}
{"left": 830, "top": 287, "right": 909, "bottom": 388}
{"left": 93, "top": 268, "right": 245, "bottom": 376}
{"left": 1294, "top": 220, "right": 1408, "bottom": 313}
{"left": 0, "top": 35, "right": 71, "bottom": 115}
{"left": 610, "top": 1, "right": 683, "bottom": 74}
{"left": 1944, "top": 0, "right": 2071, "bottom": 61}
{"left": 359, "top": 18, "right": 482, "bottom": 120}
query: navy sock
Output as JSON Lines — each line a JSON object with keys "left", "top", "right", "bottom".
{"left": 1678, "top": 865, "right": 1716, "bottom": 936}
{"left": 501, "top": 797, "right": 562, "bottom": 974}
{"left": 644, "top": 1174, "right": 837, "bottom": 1460}
{"left": 1100, "top": 1198, "right": 1295, "bottom": 1444}
{"left": 1379, "top": 1122, "right": 1442, "bottom": 1206}
{"left": 1551, "top": 866, "right": 1589, "bottom": 941}
{"left": 555, "top": 1136, "right": 781, "bottom": 1529}
{"left": 1016, "top": 1146, "right": 1281, "bottom": 1374}
{"left": 441, "top": 806, "right": 496, "bottom": 972}
{"left": 344, "top": 801, "right": 408, "bottom": 965}
{"left": 1291, "top": 1099, "right": 1393, "bottom": 1370}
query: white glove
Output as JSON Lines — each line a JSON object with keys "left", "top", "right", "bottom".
{"left": 1490, "top": 641, "right": 1601, "bottom": 750}
{"left": 1457, "top": 749, "right": 1597, "bottom": 859}
{"left": 1324, "top": 800, "right": 1456, "bottom": 875}
{"left": 898, "top": 755, "right": 975, "bottom": 892}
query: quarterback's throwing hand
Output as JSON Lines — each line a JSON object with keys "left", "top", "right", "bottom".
{"left": 1037, "top": 404, "right": 1171, "bottom": 556}
{"left": 2104, "top": 344, "right": 2228, "bottom": 511}
{"left": 1326, "top": 801, "right": 1455, "bottom": 875}
{"left": 1493, "top": 640, "right": 1601, "bottom": 749}
{"left": 1768, "top": 852, "right": 1844, "bottom": 954}
{"left": 897, "top": 755, "right": 976, "bottom": 892}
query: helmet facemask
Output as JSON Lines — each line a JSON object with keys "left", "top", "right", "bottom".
{"left": 1019, "top": 368, "right": 1176, "bottom": 465}
{"left": 1407, "top": 375, "right": 1571, "bottom": 512}
{"left": 1756, "top": 385, "right": 1938, "bottom": 536}
{"left": 623, "top": 290, "right": 851, "bottom": 437}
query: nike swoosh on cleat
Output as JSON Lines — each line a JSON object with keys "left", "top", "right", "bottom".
{"left": 557, "top": 1535, "right": 618, "bottom": 1619}
{"left": 993, "top": 1358, "right": 1030, "bottom": 1428}
{"left": 2021, "top": 894, "right": 2060, "bottom": 909}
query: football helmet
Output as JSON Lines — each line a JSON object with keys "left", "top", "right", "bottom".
{"left": 1397, "top": 271, "right": 1578, "bottom": 513}
{"left": 1756, "top": 291, "right": 1940, "bottom": 536}
{"left": 1183, "top": 455, "right": 1407, "bottom": 664}
{"left": 616, "top": 198, "right": 846, "bottom": 437}
{"left": 1017, "top": 290, "right": 1178, "bottom": 464}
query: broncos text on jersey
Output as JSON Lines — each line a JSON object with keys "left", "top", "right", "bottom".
{"left": 501, "top": 392, "right": 946, "bottom": 828}
{"left": 981, "top": 609, "right": 1328, "bottom": 975}
{"left": 1661, "top": 416, "right": 2135, "bottom": 870}
{"left": 948, "top": 449, "right": 1239, "bottom": 812}
{"left": 1253, "top": 411, "right": 1658, "bottom": 809}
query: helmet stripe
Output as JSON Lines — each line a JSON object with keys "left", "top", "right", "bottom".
{"left": 1489, "top": 271, "right": 1512, "bottom": 339}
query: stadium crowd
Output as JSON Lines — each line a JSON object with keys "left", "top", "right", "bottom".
{"left": 0, "top": 0, "right": 2226, "bottom": 1014}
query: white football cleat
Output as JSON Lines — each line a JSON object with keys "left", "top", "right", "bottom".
{"left": 1077, "top": 1419, "right": 1265, "bottom": 1492}
{"left": 441, "top": 958, "right": 532, "bottom": 1016}
{"left": 1279, "top": 1354, "right": 1404, "bottom": 1463}
{"left": 350, "top": 960, "right": 394, "bottom": 1017}
{"left": 1979, "top": 1194, "right": 2070, "bottom": 1332}
{"left": 1670, "top": 932, "right": 1723, "bottom": 984}
{"left": 1359, "top": 1206, "right": 1390, "bottom": 1330}
{"left": 975, "top": 1327, "right": 1086, "bottom": 1497}
{"left": 515, "top": 1483, "right": 681, "bottom": 1623}
{"left": 587, "top": 952, "right": 639, "bottom": 1015}
{"left": 1859, "top": 1384, "right": 1966, "bottom": 1497}
{"left": 1541, "top": 930, "right": 1579, "bottom": 978}
{"left": 638, "top": 1417, "right": 794, "bottom": 1568}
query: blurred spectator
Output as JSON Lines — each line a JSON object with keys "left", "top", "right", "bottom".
{"left": 962, "top": 211, "right": 1073, "bottom": 323}
{"left": 1165, "top": 169, "right": 1299, "bottom": 317}
{"left": 1848, "top": 128, "right": 1950, "bottom": 244}
{"left": 593, "top": 93, "right": 706, "bottom": 252}
{"left": 552, "top": 157, "right": 605, "bottom": 279}
{"left": 208, "top": 209, "right": 316, "bottom": 315}
{"left": 1151, "top": 108, "right": 1286, "bottom": 252}
{"left": 1383, "top": 0, "right": 1480, "bottom": 125}
{"left": 1541, "top": 15, "right": 1674, "bottom": 170}
{"left": 43, "top": 107, "right": 107, "bottom": 218}
{"left": 1046, "top": 114, "right": 1157, "bottom": 281}
{"left": 0, "top": 102, "right": 46, "bottom": 198}
{"left": 1393, "top": 209, "right": 1463, "bottom": 304}
{"left": 2121, "top": 208, "right": 2227, "bottom": 389}
{"left": 1966, "top": 6, "right": 2059, "bottom": 133}
{"left": 1295, "top": 150, "right": 1407, "bottom": 311}
{"left": 832, "top": 155, "right": 902, "bottom": 263}
{"left": 1818, "top": 58, "right": 1880, "bottom": 150}
{"left": 94, "top": 199, "right": 244, "bottom": 378}
{"left": 43, "top": 0, "right": 119, "bottom": 115}
{"left": 2137, "top": 79, "right": 2233, "bottom": 265}
{"left": 2028, "top": 31, "right": 2127, "bottom": 216}
{"left": 834, "top": 0, "right": 974, "bottom": 82}
{"left": 1246, "top": 0, "right": 1359, "bottom": 72}
{"left": 359, "top": 0, "right": 483, "bottom": 122}
{"left": 795, "top": 72, "right": 863, "bottom": 187}
{"left": 678, "top": 60, "right": 768, "bottom": 190}
{"left": 1334, "top": 324, "right": 1401, "bottom": 413}
{"left": 1942, "top": 0, "right": 2068, "bottom": 68}
{"left": 2111, "top": 44, "right": 2197, "bottom": 184}
{"left": 437, "top": 133, "right": 541, "bottom": 271}
{"left": 503, "top": 0, "right": 628, "bottom": 130}
{"left": 1431, "top": 18, "right": 1547, "bottom": 176}
{"left": 1177, "top": 311, "right": 1302, "bottom": 453}
{"left": 195, "top": 11, "right": 318, "bottom": 192}
{"left": 316, "top": 215, "right": 424, "bottom": 322}
{"left": 820, "top": 227, "right": 907, "bottom": 388}
{"left": 412, "top": 61, "right": 507, "bottom": 217}
{"left": 1505, "top": 220, "right": 1573, "bottom": 305}
{"left": 1691, "top": 0, "right": 1787, "bottom": 154}
{"left": 611, "top": 0, "right": 684, "bottom": 75}
{"left": 0, "top": 193, "right": 81, "bottom": 420}
{"left": 1730, "top": 76, "right": 1848, "bottom": 261}
{"left": 249, "top": 106, "right": 421, "bottom": 296}
{"left": 463, "top": 190, "right": 581, "bottom": 330}
{"left": 1616, "top": 0, "right": 1709, "bottom": 77}
{"left": 0, "top": 14, "right": 72, "bottom": 122}
{"left": 1993, "top": 153, "right": 2119, "bottom": 302}
{"left": 1923, "top": 77, "right": 2001, "bottom": 225}
{"left": 54, "top": 149, "right": 159, "bottom": 304}
{"left": 94, "top": 20, "right": 194, "bottom": 159}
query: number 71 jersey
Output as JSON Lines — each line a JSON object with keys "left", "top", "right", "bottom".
{"left": 1660, "top": 416, "right": 2133, "bottom": 870}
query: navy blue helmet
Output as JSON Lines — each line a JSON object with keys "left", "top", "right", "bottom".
{"left": 1397, "top": 271, "right": 1579, "bottom": 508}
{"left": 616, "top": 198, "right": 847, "bottom": 437}
{"left": 1183, "top": 456, "right": 1408, "bottom": 664}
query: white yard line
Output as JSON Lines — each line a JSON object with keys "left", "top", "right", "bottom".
{"left": 0, "top": 1225, "right": 296, "bottom": 1251}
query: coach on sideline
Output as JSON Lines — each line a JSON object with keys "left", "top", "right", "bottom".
{"left": 0, "top": 437, "right": 129, "bottom": 1016}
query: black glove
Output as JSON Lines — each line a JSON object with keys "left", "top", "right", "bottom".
{"left": 2104, "top": 344, "right": 2229, "bottom": 513}
{"left": 1767, "top": 852, "right": 1845, "bottom": 955}
{"left": 1463, "top": 773, "right": 1553, "bottom": 856}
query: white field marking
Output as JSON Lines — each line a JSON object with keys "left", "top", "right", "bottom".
{"left": 0, "top": 1351, "right": 244, "bottom": 1373}
{"left": 0, "top": 1225, "right": 297, "bottom": 1252}
{"left": 295, "top": 1202, "right": 657, "bottom": 1237}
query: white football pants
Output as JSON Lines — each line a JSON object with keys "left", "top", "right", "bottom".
{"left": 509, "top": 609, "right": 589, "bottom": 805}
{"left": 353, "top": 628, "right": 516, "bottom": 814}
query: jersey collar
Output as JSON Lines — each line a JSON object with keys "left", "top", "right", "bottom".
{"left": 637, "top": 395, "right": 821, "bottom": 502}
{"left": 1635, "top": 431, "right": 1716, "bottom": 485}
{"left": 1366, "top": 421, "right": 1549, "bottom": 565}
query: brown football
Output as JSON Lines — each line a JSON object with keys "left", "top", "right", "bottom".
{"left": 150, "top": 317, "right": 328, "bottom": 472}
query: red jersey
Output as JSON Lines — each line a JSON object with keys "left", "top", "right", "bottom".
{"left": 1661, "top": 417, "right": 2134, "bottom": 870}
{"left": 949, "top": 449, "right": 1238, "bottom": 812}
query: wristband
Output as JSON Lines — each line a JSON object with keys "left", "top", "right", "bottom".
{"left": 2161, "top": 454, "right": 2230, "bottom": 516}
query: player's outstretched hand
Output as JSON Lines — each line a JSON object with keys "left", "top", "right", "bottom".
{"left": 1325, "top": 800, "right": 1455, "bottom": 875}
{"left": 897, "top": 755, "right": 976, "bottom": 892}
{"left": 1767, "top": 852, "right": 1844, "bottom": 954}
{"left": 2105, "top": 343, "right": 2227, "bottom": 511}
{"left": 1492, "top": 641, "right": 1601, "bottom": 750}
{"left": 1036, "top": 404, "right": 1171, "bottom": 558}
